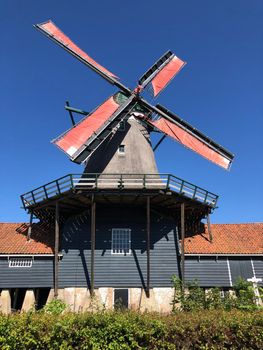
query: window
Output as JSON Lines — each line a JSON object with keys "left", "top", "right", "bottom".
{"left": 9, "top": 257, "right": 33, "bottom": 268}
{"left": 111, "top": 228, "right": 131, "bottom": 255}
{"left": 118, "top": 145, "right": 125, "bottom": 154}
{"left": 118, "top": 121, "right": 125, "bottom": 131}
{"left": 220, "top": 290, "right": 225, "bottom": 299}
{"left": 114, "top": 289, "right": 129, "bottom": 309}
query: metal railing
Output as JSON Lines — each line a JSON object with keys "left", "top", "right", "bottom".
{"left": 21, "top": 173, "right": 218, "bottom": 209}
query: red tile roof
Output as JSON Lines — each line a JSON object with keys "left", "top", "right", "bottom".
{"left": 185, "top": 223, "right": 263, "bottom": 255}
{"left": 0, "top": 222, "right": 262, "bottom": 255}
{"left": 0, "top": 223, "right": 54, "bottom": 254}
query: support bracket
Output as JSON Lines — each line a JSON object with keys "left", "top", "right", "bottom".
{"left": 153, "top": 134, "right": 166, "bottom": 152}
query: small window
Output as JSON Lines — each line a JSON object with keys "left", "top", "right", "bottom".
{"left": 118, "top": 121, "right": 125, "bottom": 131}
{"left": 9, "top": 258, "right": 33, "bottom": 268}
{"left": 220, "top": 290, "right": 225, "bottom": 299}
{"left": 114, "top": 288, "right": 129, "bottom": 309}
{"left": 111, "top": 228, "right": 131, "bottom": 255}
{"left": 118, "top": 145, "right": 125, "bottom": 154}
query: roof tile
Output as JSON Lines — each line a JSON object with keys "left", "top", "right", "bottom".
{"left": 0, "top": 222, "right": 262, "bottom": 255}
{"left": 0, "top": 223, "right": 54, "bottom": 255}
{"left": 184, "top": 223, "right": 263, "bottom": 254}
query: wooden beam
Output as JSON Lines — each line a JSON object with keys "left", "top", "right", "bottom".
{"left": 132, "top": 195, "right": 140, "bottom": 204}
{"left": 146, "top": 196, "right": 151, "bottom": 298}
{"left": 54, "top": 201, "right": 59, "bottom": 298}
{"left": 180, "top": 202, "right": 185, "bottom": 290}
{"left": 62, "top": 197, "right": 86, "bottom": 206}
{"left": 65, "top": 100, "right": 76, "bottom": 126}
{"left": 72, "top": 195, "right": 91, "bottom": 205}
{"left": 207, "top": 212, "right": 213, "bottom": 242}
{"left": 58, "top": 203, "right": 82, "bottom": 210}
{"left": 151, "top": 207, "right": 174, "bottom": 221}
{"left": 27, "top": 190, "right": 160, "bottom": 211}
{"left": 153, "top": 196, "right": 173, "bottom": 205}
{"left": 27, "top": 212, "right": 33, "bottom": 241}
{"left": 153, "top": 134, "right": 167, "bottom": 151}
{"left": 102, "top": 195, "right": 113, "bottom": 204}
{"left": 164, "top": 201, "right": 179, "bottom": 209}
{"left": 148, "top": 194, "right": 160, "bottom": 202}
{"left": 90, "top": 195, "right": 96, "bottom": 296}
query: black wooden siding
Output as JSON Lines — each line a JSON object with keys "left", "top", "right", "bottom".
{"left": 0, "top": 206, "right": 262, "bottom": 290}
{"left": 253, "top": 258, "right": 263, "bottom": 286}
{"left": 185, "top": 257, "right": 263, "bottom": 287}
{"left": 185, "top": 257, "right": 231, "bottom": 287}
{"left": 229, "top": 258, "right": 254, "bottom": 284}
{"left": 1, "top": 255, "right": 261, "bottom": 289}
{"left": 0, "top": 257, "right": 53, "bottom": 288}
{"left": 59, "top": 206, "right": 180, "bottom": 288}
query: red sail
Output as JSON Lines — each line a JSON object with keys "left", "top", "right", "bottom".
{"left": 54, "top": 96, "right": 119, "bottom": 158}
{"left": 149, "top": 117, "right": 231, "bottom": 169}
{"left": 151, "top": 56, "right": 185, "bottom": 97}
{"left": 37, "top": 20, "right": 118, "bottom": 79}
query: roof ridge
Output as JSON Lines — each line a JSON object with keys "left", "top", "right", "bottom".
{"left": 0, "top": 222, "right": 28, "bottom": 224}
{"left": 1, "top": 222, "right": 263, "bottom": 225}
{"left": 209, "top": 222, "right": 263, "bottom": 225}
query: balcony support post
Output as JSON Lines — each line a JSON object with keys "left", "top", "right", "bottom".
{"left": 146, "top": 196, "right": 151, "bottom": 298}
{"left": 207, "top": 212, "right": 213, "bottom": 242}
{"left": 27, "top": 212, "right": 33, "bottom": 241}
{"left": 90, "top": 195, "right": 96, "bottom": 296}
{"left": 54, "top": 201, "right": 60, "bottom": 298}
{"left": 180, "top": 202, "right": 185, "bottom": 290}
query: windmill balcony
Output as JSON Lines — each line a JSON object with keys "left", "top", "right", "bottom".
{"left": 21, "top": 173, "right": 218, "bottom": 210}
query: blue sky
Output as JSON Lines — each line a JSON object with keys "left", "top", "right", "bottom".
{"left": 0, "top": 0, "right": 262, "bottom": 223}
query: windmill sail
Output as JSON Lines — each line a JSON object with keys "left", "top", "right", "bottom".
{"left": 53, "top": 94, "right": 136, "bottom": 163}
{"left": 145, "top": 104, "right": 234, "bottom": 170}
{"left": 35, "top": 19, "right": 234, "bottom": 170}
{"left": 34, "top": 20, "right": 119, "bottom": 84}
{"left": 138, "top": 51, "right": 185, "bottom": 97}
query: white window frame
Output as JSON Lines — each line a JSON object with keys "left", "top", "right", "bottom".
{"left": 8, "top": 257, "right": 33, "bottom": 268}
{"left": 111, "top": 228, "right": 131, "bottom": 255}
{"left": 220, "top": 290, "right": 225, "bottom": 299}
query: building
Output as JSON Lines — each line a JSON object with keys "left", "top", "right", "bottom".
{"left": 0, "top": 218, "right": 262, "bottom": 313}
{"left": 185, "top": 223, "right": 263, "bottom": 288}
{"left": 1, "top": 21, "right": 260, "bottom": 314}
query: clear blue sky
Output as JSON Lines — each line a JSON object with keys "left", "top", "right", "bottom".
{"left": 0, "top": 0, "right": 262, "bottom": 224}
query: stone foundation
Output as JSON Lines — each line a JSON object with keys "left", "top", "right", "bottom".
{"left": 138, "top": 288, "right": 173, "bottom": 313}
{"left": 0, "top": 290, "right": 11, "bottom": 314}
{"left": 129, "top": 288, "right": 142, "bottom": 310}
{"left": 2, "top": 285, "right": 263, "bottom": 313}
{"left": 0, "top": 287, "right": 174, "bottom": 313}
{"left": 22, "top": 289, "right": 35, "bottom": 312}
{"left": 47, "top": 287, "right": 174, "bottom": 313}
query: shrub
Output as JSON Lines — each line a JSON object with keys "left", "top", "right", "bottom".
{"left": 171, "top": 275, "right": 262, "bottom": 312}
{"left": 0, "top": 310, "right": 262, "bottom": 349}
{"left": 171, "top": 276, "right": 206, "bottom": 311}
{"left": 42, "top": 298, "right": 67, "bottom": 315}
{"left": 233, "top": 277, "right": 259, "bottom": 310}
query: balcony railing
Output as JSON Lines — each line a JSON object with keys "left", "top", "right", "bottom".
{"left": 21, "top": 173, "right": 218, "bottom": 209}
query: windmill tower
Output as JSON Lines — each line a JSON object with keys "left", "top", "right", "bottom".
{"left": 20, "top": 21, "right": 234, "bottom": 310}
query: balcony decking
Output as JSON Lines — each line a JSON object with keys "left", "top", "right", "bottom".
{"left": 21, "top": 173, "right": 218, "bottom": 209}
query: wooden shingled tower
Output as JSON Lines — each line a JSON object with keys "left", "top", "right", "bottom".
{"left": 20, "top": 20, "right": 234, "bottom": 300}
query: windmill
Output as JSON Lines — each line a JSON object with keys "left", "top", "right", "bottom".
{"left": 17, "top": 20, "right": 236, "bottom": 301}
{"left": 34, "top": 20, "right": 234, "bottom": 173}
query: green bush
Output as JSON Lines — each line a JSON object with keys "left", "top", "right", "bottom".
{"left": 42, "top": 299, "right": 67, "bottom": 315}
{"left": 171, "top": 275, "right": 262, "bottom": 312}
{"left": 233, "top": 277, "right": 261, "bottom": 310}
{"left": 0, "top": 310, "right": 262, "bottom": 349}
